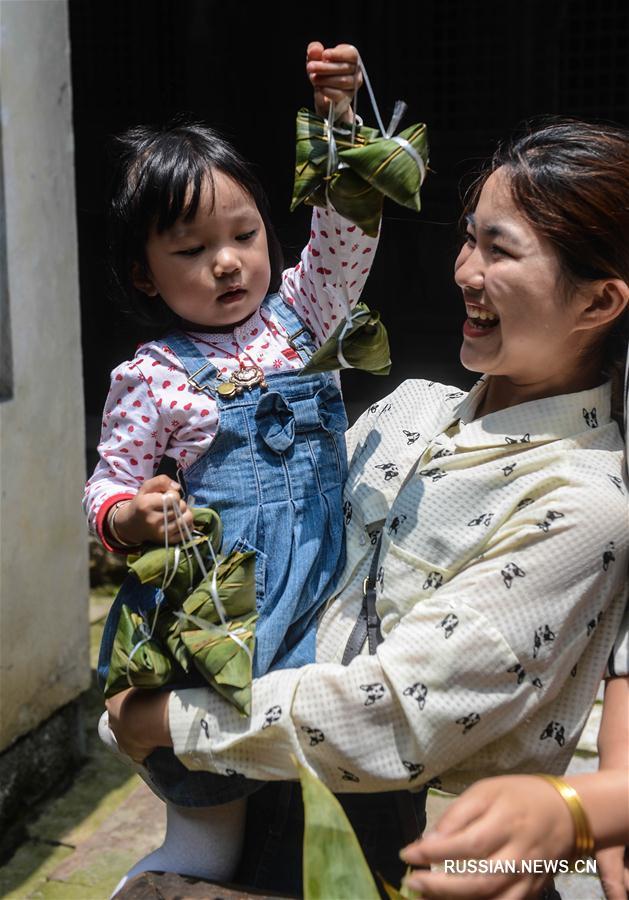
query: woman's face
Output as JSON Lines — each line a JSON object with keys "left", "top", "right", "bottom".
{"left": 455, "top": 168, "right": 585, "bottom": 390}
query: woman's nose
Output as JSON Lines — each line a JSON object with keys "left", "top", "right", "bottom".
{"left": 454, "top": 245, "right": 484, "bottom": 291}
{"left": 213, "top": 246, "right": 241, "bottom": 277}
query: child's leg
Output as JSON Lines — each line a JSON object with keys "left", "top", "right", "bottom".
{"left": 111, "top": 798, "right": 247, "bottom": 896}
{"left": 99, "top": 713, "right": 247, "bottom": 894}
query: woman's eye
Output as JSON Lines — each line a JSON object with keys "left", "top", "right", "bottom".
{"left": 464, "top": 231, "right": 476, "bottom": 247}
{"left": 176, "top": 246, "right": 204, "bottom": 257}
{"left": 490, "top": 244, "right": 509, "bottom": 257}
{"left": 236, "top": 230, "right": 257, "bottom": 242}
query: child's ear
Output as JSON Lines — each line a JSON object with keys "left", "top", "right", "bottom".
{"left": 131, "top": 261, "right": 158, "bottom": 297}
{"left": 575, "top": 278, "right": 629, "bottom": 331}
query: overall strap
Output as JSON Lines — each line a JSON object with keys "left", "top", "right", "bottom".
{"left": 341, "top": 530, "right": 425, "bottom": 845}
{"left": 262, "top": 293, "right": 315, "bottom": 366}
{"left": 163, "top": 331, "right": 220, "bottom": 396}
{"left": 341, "top": 531, "right": 384, "bottom": 665}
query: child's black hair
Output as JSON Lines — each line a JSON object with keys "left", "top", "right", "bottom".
{"left": 107, "top": 117, "right": 284, "bottom": 327}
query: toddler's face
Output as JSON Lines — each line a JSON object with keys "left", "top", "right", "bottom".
{"left": 134, "top": 171, "right": 271, "bottom": 330}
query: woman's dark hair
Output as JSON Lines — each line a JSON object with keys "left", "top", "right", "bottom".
{"left": 107, "top": 118, "right": 284, "bottom": 328}
{"left": 464, "top": 117, "right": 629, "bottom": 425}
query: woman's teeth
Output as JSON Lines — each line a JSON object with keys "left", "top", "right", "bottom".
{"left": 467, "top": 307, "right": 499, "bottom": 327}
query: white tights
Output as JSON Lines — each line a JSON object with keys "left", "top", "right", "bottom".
{"left": 99, "top": 713, "right": 246, "bottom": 897}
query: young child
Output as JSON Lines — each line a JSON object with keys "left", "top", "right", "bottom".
{"left": 86, "top": 43, "right": 378, "bottom": 890}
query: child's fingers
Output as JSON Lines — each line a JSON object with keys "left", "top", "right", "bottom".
{"left": 307, "top": 59, "right": 360, "bottom": 78}
{"left": 309, "top": 72, "right": 362, "bottom": 91}
{"left": 314, "top": 90, "right": 352, "bottom": 115}
{"left": 306, "top": 40, "right": 324, "bottom": 62}
{"left": 163, "top": 507, "right": 194, "bottom": 542}
{"left": 137, "top": 475, "right": 181, "bottom": 496}
{"left": 322, "top": 43, "right": 359, "bottom": 64}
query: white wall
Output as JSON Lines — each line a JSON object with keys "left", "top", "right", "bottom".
{"left": 0, "top": 0, "right": 90, "bottom": 750}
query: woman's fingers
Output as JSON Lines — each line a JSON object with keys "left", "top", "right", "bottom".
{"left": 402, "top": 790, "right": 489, "bottom": 865}
{"left": 406, "top": 871, "right": 541, "bottom": 900}
{"left": 597, "top": 845, "right": 629, "bottom": 900}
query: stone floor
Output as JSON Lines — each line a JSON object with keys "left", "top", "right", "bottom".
{"left": 0, "top": 590, "right": 607, "bottom": 899}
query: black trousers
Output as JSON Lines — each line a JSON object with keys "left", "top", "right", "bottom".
{"left": 234, "top": 781, "right": 428, "bottom": 898}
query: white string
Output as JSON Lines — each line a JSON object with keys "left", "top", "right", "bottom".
{"left": 323, "top": 97, "right": 354, "bottom": 370}
{"left": 356, "top": 53, "right": 388, "bottom": 137}
{"left": 166, "top": 497, "right": 258, "bottom": 669}
{"left": 322, "top": 56, "right": 419, "bottom": 371}
{"left": 167, "top": 495, "right": 228, "bottom": 627}
{"left": 123, "top": 495, "right": 254, "bottom": 687}
{"left": 125, "top": 496, "right": 174, "bottom": 686}
{"left": 173, "top": 611, "right": 254, "bottom": 665}
{"left": 392, "top": 135, "right": 426, "bottom": 187}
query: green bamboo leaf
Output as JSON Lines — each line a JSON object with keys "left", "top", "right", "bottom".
{"left": 127, "top": 507, "right": 223, "bottom": 604}
{"left": 154, "top": 613, "right": 191, "bottom": 673}
{"left": 104, "top": 512, "right": 258, "bottom": 718}
{"left": 213, "top": 636, "right": 254, "bottom": 689}
{"left": 381, "top": 869, "right": 422, "bottom": 900}
{"left": 291, "top": 108, "right": 429, "bottom": 237}
{"left": 298, "top": 761, "right": 380, "bottom": 900}
{"left": 182, "top": 551, "right": 257, "bottom": 622}
{"left": 299, "top": 303, "right": 391, "bottom": 376}
{"left": 104, "top": 606, "right": 175, "bottom": 697}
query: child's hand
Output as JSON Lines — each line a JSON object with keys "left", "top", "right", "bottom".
{"left": 108, "top": 475, "right": 194, "bottom": 546}
{"left": 306, "top": 41, "right": 362, "bottom": 124}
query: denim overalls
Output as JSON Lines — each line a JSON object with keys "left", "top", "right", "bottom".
{"left": 98, "top": 293, "right": 348, "bottom": 805}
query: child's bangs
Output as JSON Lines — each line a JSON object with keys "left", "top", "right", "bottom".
{"left": 149, "top": 147, "right": 216, "bottom": 233}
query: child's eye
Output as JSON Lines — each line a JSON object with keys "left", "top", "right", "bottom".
{"left": 176, "top": 246, "right": 204, "bottom": 257}
{"left": 236, "top": 230, "right": 257, "bottom": 242}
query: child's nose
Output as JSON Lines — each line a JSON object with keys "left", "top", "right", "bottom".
{"left": 213, "top": 246, "right": 241, "bottom": 277}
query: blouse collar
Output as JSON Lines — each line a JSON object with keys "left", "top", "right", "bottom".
{"left": 448, "top": 378, "right": 614, "bottom": 450}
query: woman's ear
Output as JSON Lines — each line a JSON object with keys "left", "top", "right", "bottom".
{"left": 131, "top": 261, "right": 158, "bottom": 297}
{"left": 575, "top": 279, "right": 629, "bottom": 331}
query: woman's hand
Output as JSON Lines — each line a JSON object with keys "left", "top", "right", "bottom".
{"left": 306, "top": 41, "right": 362, "bottom": 124}
{"left": 400, "top": 775, "right": 575, "bottom": 898}
{"left": 108, "top": 475, "right": 193, "bottom": 546}
{"left": 105, "top": 688, "right": 172, "bottom": 764}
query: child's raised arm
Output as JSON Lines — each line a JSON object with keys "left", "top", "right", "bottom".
{"left": 306, "top": 41, "right": 362, "bottom": 124}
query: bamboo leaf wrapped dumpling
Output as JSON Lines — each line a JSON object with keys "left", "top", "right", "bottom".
{"left": 103, "top": 604, "right": 176, "bottom": 698}
{"left": 291, "top": 107, "right": 428, "bottom": 237}
{"left": 178, "top": 612, "right": 258, "bottom": 716}
{"left": 126, "top": 506, "right": 223, "bottom": 604}
{"left": 300, "top": 303, "right": 391, "bottom": 376}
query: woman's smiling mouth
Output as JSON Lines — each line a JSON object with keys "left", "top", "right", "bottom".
{"left": 464, "top": 304, "right": 500, "bottom": 336}
{"left": 464, "top": 303, "right": 500, "bottom": 334}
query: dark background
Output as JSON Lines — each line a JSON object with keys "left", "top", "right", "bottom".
{"left": 69, "top": 0, "right": 629, "bottom": 446}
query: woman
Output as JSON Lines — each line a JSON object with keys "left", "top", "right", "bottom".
{"left": 107, "top": 116, "right": 629, "bottom": 894}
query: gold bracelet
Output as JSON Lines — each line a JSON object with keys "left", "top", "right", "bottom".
{"left": 108, "top": 501, "right": 137, "bottom": 549}
{"left": 537, "top": 774, "right": 595, "bottom": 858}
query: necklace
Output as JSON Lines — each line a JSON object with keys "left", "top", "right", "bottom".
{"left": 184, "top": 332, "right": 268, "bottom": 399}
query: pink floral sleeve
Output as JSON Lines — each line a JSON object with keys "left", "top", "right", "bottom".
{"left": 280, "top": 207, "right": 379, "bottom": 347}
{"left": 83, "top": 358, "right": 168, "bottom": 540}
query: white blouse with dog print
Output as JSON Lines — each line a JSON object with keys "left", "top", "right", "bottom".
{"left": 168, "top": 375, "right": 629, "bottom": 795}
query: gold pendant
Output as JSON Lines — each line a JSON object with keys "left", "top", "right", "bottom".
{"left": 217, "top": 365, "right": 268, "bottom": 399}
